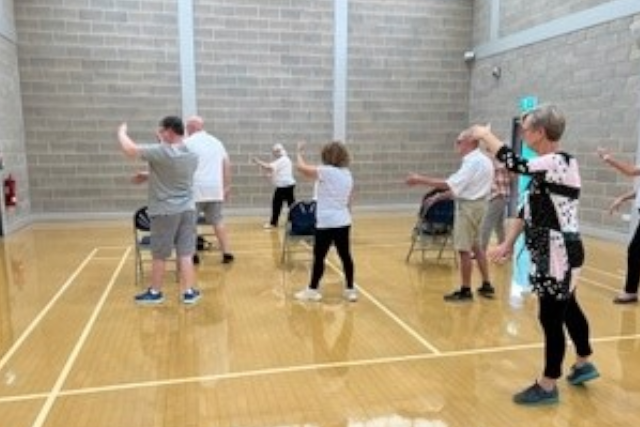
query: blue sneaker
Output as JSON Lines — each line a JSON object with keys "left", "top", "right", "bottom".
{"left": 513, "top": 382, "right": 559, "bottom": 405}
{"left": 566, "top": 362, "right": 600, "bottom": 385}
{"left": 135, "top": 288, "right": 164, "bottom": 305}
{"left": 182, "top": 288, "right": 201, "bottom": 305}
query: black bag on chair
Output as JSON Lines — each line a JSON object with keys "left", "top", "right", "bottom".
{"left": 197, "top": 235, "right": 213, "bottom": 251}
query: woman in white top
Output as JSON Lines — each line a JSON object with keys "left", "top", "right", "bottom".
{"left": 294, "top": 140, "right": 356, "bottom": 302}
{"left": 597, "top": 147, "right": 640, "bottom": 304}
{"left": 253, "top": 143, "right": 296, "bottom": 229}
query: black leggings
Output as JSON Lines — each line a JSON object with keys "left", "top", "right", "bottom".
{"left": 538, "top": 290, "right": 592, "bottom": 379}
{"left": 624, "top": 214, "right": 640, "bottom": 294}
{"left": 270, "top": 185, "right": 295, "bottom": 226}
{"left": 309, "top": 226, "right": 354, "bottom": 290}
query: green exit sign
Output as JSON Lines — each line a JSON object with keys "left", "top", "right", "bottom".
{"left": 519, "top": 96, "right": 538, "bottom": 113}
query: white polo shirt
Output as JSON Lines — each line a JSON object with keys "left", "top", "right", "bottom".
{"left": 446, "top": 148, "right": 494, "bottom": 201}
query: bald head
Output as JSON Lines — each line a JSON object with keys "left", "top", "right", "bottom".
{"left": 186, "top": 115, "right": 204, "bottom": 136}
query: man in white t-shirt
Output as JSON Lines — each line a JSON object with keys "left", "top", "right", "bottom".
{"left": 184, "top": 116, "right": 234, "bottom": 264}
{"left": 252, "top": 144, "right": 296, "bottom": 229}
{"left": 405, "top": 128, "right": 494, "bottom": 302}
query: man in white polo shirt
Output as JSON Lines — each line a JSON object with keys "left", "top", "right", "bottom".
{"left": 405, "top": 127, "right": 495, "bottom": 302}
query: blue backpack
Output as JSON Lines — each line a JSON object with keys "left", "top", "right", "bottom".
{"left": 289, "top": 201, "right": 316, "bottom": 235}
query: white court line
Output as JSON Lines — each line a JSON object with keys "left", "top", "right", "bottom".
{"left": 323, "top": 256, "right": 442, "bottom": 354}
{"left": 580, "top": 275, "right": 620, "bottom": 293}
{"left": 583, "top": 264, "right": 625, "bottom": 279}
{"left": 30, "top": 247, "right": 132, "bottom": 427}
{"left": 4, "top": 330, "right": 640, "bottom": 403}
{"left": 0, "top": 249, "right": 99, "bottom": 371}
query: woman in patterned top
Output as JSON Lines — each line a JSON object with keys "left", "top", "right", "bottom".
{"left": 471, "top": 105, "right": 599, "bottom": 406}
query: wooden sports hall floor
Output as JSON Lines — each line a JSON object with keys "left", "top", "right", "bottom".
{"left": 0, "top": 212, "right": 638, "bottom": 427}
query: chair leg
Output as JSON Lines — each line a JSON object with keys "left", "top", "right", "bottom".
{"left": 281, "top": 236, "right": 287, "bottom": 264}
{"left": 406, "top": 230, "right": 418, "bottom": 262}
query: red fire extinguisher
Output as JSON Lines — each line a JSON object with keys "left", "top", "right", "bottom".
{"left": 4, "top": 174, "right": 17, "bottom": 207}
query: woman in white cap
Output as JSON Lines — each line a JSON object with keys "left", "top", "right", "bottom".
{"left": 252, "top": 143, "right": 296, "bottom": 229}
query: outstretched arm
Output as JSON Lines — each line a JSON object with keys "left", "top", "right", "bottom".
{"left": 608, "top": 189, "right": 636, "bottom": 214}
{"left": 404, "top": 173, "right": 449, "bottom": 190}
{"left": 597, "top": 148, "right": 640, "bottom": 177}
{"left": 252, "top": 157, "right": 273, "bottom": 171}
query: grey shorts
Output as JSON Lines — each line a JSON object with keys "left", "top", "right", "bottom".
{"left": 197, "top": 201, "right": 224, "bottom": 225}
{"left": 150, "top": 210, "right": 197, "bottom": 258}
{"left": 453, "top": 199, "right": 488, "bottom": 251}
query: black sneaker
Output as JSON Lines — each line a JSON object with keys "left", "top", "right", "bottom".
{"left": 192, "top": 254, "right": 200, "bottom": 265}
{"left": 222, "top": 253, "right": 235, "bottom": 264}
{"left": 477, "top": 282, "right": 495, "bottom": 298}
{"left": 444, "top": 288, "right": 473, "bottom": 302}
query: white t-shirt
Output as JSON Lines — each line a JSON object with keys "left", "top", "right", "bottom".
{"left": 446, "top": 148, "right": 494, "bottom": 201}
{"left": 315, "top": 165, "right": 353, "bottom": 229}
{"left": 184, "top": 131, "right": 228, "bottom": 201}
{"left": 270, "top": 155, "right": 295, "bottom": 187}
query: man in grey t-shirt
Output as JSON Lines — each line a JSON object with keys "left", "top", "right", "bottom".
{"left": 118, "top": 116, "right": 201, "bottom": 305}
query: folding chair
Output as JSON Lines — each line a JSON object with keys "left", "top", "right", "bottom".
{"left": 406, "top": 191, "right": 456, "bottom": 264}
{"left": 133, "top": 206, "right": 178, "bottom": 285}
{"left": 133, "top": 206, "right": 152, "bottom": 286}
{"left": 281, "top": 200, "right": 316, "bottom": 264}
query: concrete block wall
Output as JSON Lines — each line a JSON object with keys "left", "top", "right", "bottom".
{"left": 501, "top": 0, "right": 610, "bottom": 36}
{"left": 347, "top": 0, "right": 473, "bottom": 206}
{"left": 15, "top": 0, "right": 183, "bottom": 216}
{"left": 14, "top": 0, "right": 474, "bottom": 220}
{"left": 469, "top": 2, "right": 640, "bottom": 238}
{"left": 0, "top": 0, "right": 30, "bottom": 235}
{"left": 193, "top": 0, "right": 335, "bottom": 206}
{"left": 9, "top": 0, "right": 639, "bottom": 242}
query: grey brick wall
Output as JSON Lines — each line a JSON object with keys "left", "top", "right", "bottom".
{"left": 15, "top": 0, "right": 474, "bottom": 218}
{"left": 500, "top": 0, "right": 610, "bottom": 36}
{"left": 347, "top": 0, "right": 473, "bottom": 206}
{"left": 16, "top": 0, "right": 182, "bottom": 215}
{"left": 11, "top": 0, "right": 639, "bottom": 242}
{"left": 469, "top": 11, "right": 640, "bottom": 237}
{"left": 1, "top": 0, "right": 30, "bottom": 234}
{"left": 193, "top": 0, "right": 335, "bottom": 206}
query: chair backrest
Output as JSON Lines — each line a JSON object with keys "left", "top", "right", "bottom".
{"left": 288, "top": 200, "right": 317, "bottom": 236}
{"left": 419, "top": 197, "right": 454, "bottom": 235}
{"left": 134, "top": 206, "right": 151, "bottom": 232}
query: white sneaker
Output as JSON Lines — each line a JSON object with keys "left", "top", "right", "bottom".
{"left": 344, "top": 289, "right": 358, "bottom": 302}
{"left": 294, "top": 288, "right": 322, "bottom": 302}
{"left": 263, "top": 223, "right": 274, "bottom": 230}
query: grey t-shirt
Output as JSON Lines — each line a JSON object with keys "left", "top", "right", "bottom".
{"left": 139, "top": 142, "right": 198, "bottom": 216}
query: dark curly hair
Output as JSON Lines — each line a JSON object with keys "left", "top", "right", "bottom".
{"left": 321, "top": 141, "right": 350, "bottom": 167}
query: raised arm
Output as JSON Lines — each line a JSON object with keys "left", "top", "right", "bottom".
{"left": 117, "top": 123, "right": 140, "bottom": 159}
{"left": 296, "top": 141, "right": 319, "bottom": 180}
